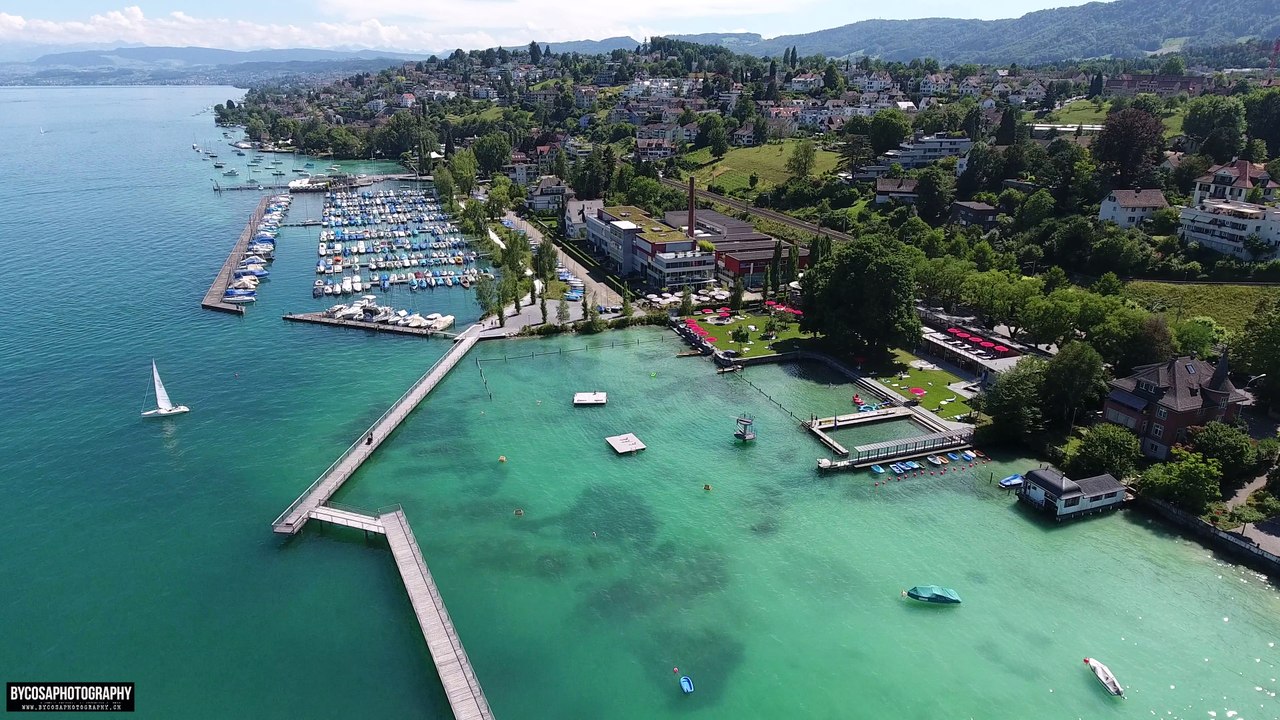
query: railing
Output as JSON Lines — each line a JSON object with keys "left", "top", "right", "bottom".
{"left": 851, "top": 429, "right": 974, "bottom": 463}
{"left": 383, "top": 508, "right": 494, "bottom": 719}
{"left": 272, "top": 338, "right": 475, "bottom": 529}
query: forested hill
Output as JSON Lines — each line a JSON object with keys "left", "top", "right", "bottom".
{"left": 674, "top": 0, "right": 1280, "bottom": 63}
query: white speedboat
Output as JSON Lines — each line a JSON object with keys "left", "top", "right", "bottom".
{"left": 141, "top": 361, "right": 190, "bottom": 417}
{"left": 1083, "top": 658, "right": 1123, "bottom": 697}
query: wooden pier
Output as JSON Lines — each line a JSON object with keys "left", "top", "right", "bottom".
{"left": 272, "top": 327, "right": 480, "bottom": 535}
{"left": 804, "top": 407, "right": 915, "bottom": 457}
{"left": 201, "top": 196, "right": 271, "bottom": 314}
{"left": 302, "top": 503, "right": 494, "bottom": 720}
{"left": 283, "top": 312, "right": 453, "bottom": 338}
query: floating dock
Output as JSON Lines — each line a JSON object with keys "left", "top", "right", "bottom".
{"left": 573, "top": 392, "right": 607, "bottom": 406}
{"left": 272, "top": 327, "right": 480, "bottom": 535}
{"left": 816, "top": 428, "right": 975, "bottom": 472}
{"left": 201, "top": 196, "right": 271, "bottom": 314}
{"left": 605, "top": 433, "right": 646, "bottom": 454}
{"left": 300, "top": 503, "right": 494, "bottom": 720}
{"left": 810, "top": 406, "right": 913, "bottom": 431}
{"left": 284, "top": 312, "right": 445, "bottom": 337}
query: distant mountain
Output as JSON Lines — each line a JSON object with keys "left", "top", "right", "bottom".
{"left": 515, "top": 37, "right": 641, "bottom": 55}
{"left": 31, "top": 46, "right": 425, "bottom": 68}
{"left": 678, "top": 0, "right": 1280, "bottom": 63}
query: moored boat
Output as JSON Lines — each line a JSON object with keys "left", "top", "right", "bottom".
{"left": 926, "top": 455, "right": 944, "bottom": 466}
{"left": 870, "top": 464, "right": 885, "bottom": 474}
{"left": 998, "top": 474, "right": 1024, "bottom": 488}
{"left": 1083, "top": 657, "right": 1124, "bottom": 697}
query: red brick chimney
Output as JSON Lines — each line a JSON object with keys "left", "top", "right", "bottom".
{"left": 686, "top": 176, "right": 696, "bottom": 238}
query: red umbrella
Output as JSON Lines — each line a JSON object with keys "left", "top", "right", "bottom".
{"left": 909, "top": 387, "right": 926, "bottom": 396}
{"left": 700, "top": 308, "right": 713, "bottom": 314}
{"left": 993, "top": 345, "right": 1009, "bottom": 353}
{"left": 765, "top": 300, "right": 777, "bottom": 306}
{"left": 946, "top": 328, "right": 961, "bottom": 334}
{"left": 980, "top": 341, "right": 996, "bottom": 348}
{"left": 793, "top": 310, "right": 804, "bottom": 316}
{"left": 718, "top": 311, "right": 731, "bottom": 317}
{"left": 966, "top": 336, "right": 984, "bottom": 344}
{"left": 705, "top": 337, "right": 718, "bottom": 343}
{"left": 717, "top": 307, "right": 730, "bottom": 313}
{"left": 954, "top": 331, "right": 970, "bottom": 339}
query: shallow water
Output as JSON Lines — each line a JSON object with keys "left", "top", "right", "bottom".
{"left": 2, "top": 86, "right": 1278, "bottom": 720}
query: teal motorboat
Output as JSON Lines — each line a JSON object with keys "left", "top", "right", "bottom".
{"left": 904, "top": 585, "right": 962, "bottom": 604}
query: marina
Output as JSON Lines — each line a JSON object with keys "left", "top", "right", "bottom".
{"left": 283, "top": 310, "right": 455, "bottom": 337}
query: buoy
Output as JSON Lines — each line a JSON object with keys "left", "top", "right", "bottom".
{"left": 673, "top": 667, "right": 679, "bottom": 674}
{"left": 651, "top": 372, "right": 657, "bottom": 378}
{"left": 499, "top": 455, "right": 507, "bottom": 463}
{"left": 513, "top": 508, "right": 524, "bottom": 516}
{"left": 703, "top": 484, "right": 712, "bottom": 491}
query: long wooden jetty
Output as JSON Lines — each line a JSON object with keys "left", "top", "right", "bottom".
{"left": 272, "top": 327, "right": 480, "bottom": 535}
{"left": 201, "top": 196, "right": 271, "bottom": 314}
{"left": 301, "top": 503, "right": 494, "bottom": 720}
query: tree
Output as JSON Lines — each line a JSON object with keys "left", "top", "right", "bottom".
{"left": 786, "top": 243, "right": 799, "bottom": 282}
{"left": 1242, "top": 88, "right": 1280, "bottom": 158}
{"left": 679, "top": 286, "right": 693, "bottom": 316}
{"left": 708, "top": 126, "right": 730, "bottom": 158}
{"left": 1182, "top": 96, "right": 1246, "bottom": 163}
{"left": 1018, "top": 189, "right": 1056, "bottom": 230}
{"left": 1172, "top": 316, "right": 1225, "bottom": 359}
{"left": 1022, "top": 295, "right": 1078, "bottom": 349}
{"left": 556, "top": 297, "right": 570, "bottom": 325}
{"left": 550, "top": 149, "right": 568, "bottom": 180}
{"left": 1236, "top": 298, "right": 1280, "bottom": 406}
{"left": 620, "top": 291, "right": 632, "bottom": 317}
{"left": 769, "top": 240, "right": 782, "bottom": 293}
{"left": 1188, "top": 421, "right": 1257, "bottom": 488}
{"left": 433, "top": 166, "right": 456, "bottom": 204}
{"left": 915, "top": 165, "right": 955, "bottom": 224}
{"left": 730, "top": 277, "right": 744, "bottom": 311}
{"left": 1041, "top": 341, "right": 1107, "bottom": 426}
{"left": 1243, "top": 138, "right": 1269, "bottom": 164}
{"left": 1092, "top": 271, "right": 1123, "bottom": 296}
{"left": 731, "top": 326, "right": 750, "bottom": 345}
{"left": 1160, "top": 55, "right": 1186, "bottom": 76}
{"left": 1139, "top": 449, "right": 1222, "bottom": 513}
{"left": 995, "top": 108, "right": 1018, "bottom": 145}
{"left": 528, "top": 41, "right": 542, "bottom": 64}
{"left": 869, "top": 109, "right": 913, "bottom": 155}
{"left": 1095, "top": 311, "right": 1176, "bottom": 375}
{"left": 1088, "top": 72, "right": 1104, "bottom": 99}
{"left": 1064, "top": 423, "right": 1141, "bottom": 480}
{"left": 1094, "top": 108, "right": 1165, "bottom": 186}
{"left": 800, "top": 235, "right": 920, "bottom": 351}
{"left": 473, "top": 275, "right": 499, "bottom": 319}
{"left": 540, "top": 294, "right": 548, "bottom": 324}
{"left": 1171, "top": 153, "right": 1211, "bottom": 193}
{"left": 823, "top": 63, "right": 840, "bottom": 90}
{"left": 977, "top": 358, "right": 1047, "bottom": 444}
{"left": 785, "top": 139, "right": 817, "bottom": 178}
{"left": 450, "top": 149, "right": 478, "bottom": 197}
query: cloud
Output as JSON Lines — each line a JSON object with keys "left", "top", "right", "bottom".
{"left": 0, "top": 2, "right": 817, "bottom": 52}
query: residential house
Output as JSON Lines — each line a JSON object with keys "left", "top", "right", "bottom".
{"left": 895, "top": 100, "right": 919, "bottom": 114}
{"left": 397, "top": 92, "right": 416, "bottom": 108}
{"left": 958, "top": 77, "right": 984, "bottom": 97}
{"left": 881, "top": 133, "right": 974, "bottom": 169}
{"left": 573, "top": 85, "right": 598, "bottom": 109}
{"left": 470, "top": 85, "right": 497, "bottom": 99}
{"left": 787, "top": 73, "right": 824, "bottom": 92}
{"left": 875, "top": 177, "right": 919, "bottom": 204}
{"left": 918, "top": 73, "right": 953, "bottom": 96}
{"left": 1104, "top": 74, "right": 1206, "bottom": 97}
{"left": 636, "top": 138, "right": 675, "bottom": 160}
{"left": 1099, "top": 189, "right": 1169, "bottom": 228}
{"left": 1021, "top": 81, "right": 1047, "bottom": 103}
{"left": 1179, "top": 199, "right": 1280, "bottom": 260}
{"left": 364, "top": 99, "right": 387, "bottom": 114}
{"left": 950, "top": 201, "right": 999, "bottom": 229}
{"left": 1103, "top": 354, "right": 1246, "bottom": 459}
{"left": 563, "top": 199, "right": 605, "bottom": 240}
{"left": 992, "top": 82, "right": 1013, "bottom": 97}
{"left": 636, "top": 123, "right": 678, "bottom": 143}
{"left": 732, "top": 127, "right": 757, "bottom": 147}
{"left": 1192, "top": 159, "right": 1278, "bottom": 205}
{"left": 527, "top": 175, "right": 574, "bottom": 211}
{"left": 679, "top": 122, "right": 700, "bottom": 143}
{"left": 503, "top": 162, "right": 540, "bottom": 186}
{"left": 563, "top": 136, "right": 593, "bottom": 161}
{"left": 863, "top": 71, "right": 895, "bottom": 93}
{"left": 1017, "top": 468, "right": 1128, "bottom": 521}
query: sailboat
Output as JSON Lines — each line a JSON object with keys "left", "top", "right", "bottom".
{"left": 141, "top": 360, "right": 189, "bottom": 417}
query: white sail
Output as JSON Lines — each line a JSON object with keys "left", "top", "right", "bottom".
{"left": 152, "top": 361, "right": 173, "bottom": 411}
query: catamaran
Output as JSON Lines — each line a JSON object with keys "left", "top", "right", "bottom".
{"left": 141, "top": 361, "right": 189, "bottom": 417}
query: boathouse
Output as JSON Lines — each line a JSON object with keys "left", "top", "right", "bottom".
{"left": 1017, "top": 468, "right": 1127, "bottom": 521}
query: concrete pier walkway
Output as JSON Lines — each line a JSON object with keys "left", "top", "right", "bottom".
{"left": 272, "top": 327, "right": 480, "bottom": 534}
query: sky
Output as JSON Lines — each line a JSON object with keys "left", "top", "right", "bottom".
{"left": 0, "top": 1, "right": 1110, "bottom": 54}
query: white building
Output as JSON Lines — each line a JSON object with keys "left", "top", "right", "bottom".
{"left": 1179, "top": 199, "right": 1280, "bottom": 260}
{"left": 881, "top": 133, "right": 973, "bottom": 169}
{"left": 1099, "top": 189, "right": 1168, "bottom": 228}
{"left": 563, "top": 199, "right": 604, "bottom": 240}
{"left": 1016, "top": 468, "right": 1127, "bottom": 521}
{"left": 585, "top": 205, "right": 715, "bottom": 288}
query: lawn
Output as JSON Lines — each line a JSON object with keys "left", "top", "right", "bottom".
{"left": 1124, "top": 281, "right": 1280, "bottom": 335}
{"left": 446, "top": 105, "right": 504, "bottom": 123}
{"left": 544, "top": 279, "right": 569, "bottom": 299}
{"left": 685, "top": 311, "right": 813, "bottom": 359}
{"left": 687, "top": 139, "right": 840, "bottom": 197}
{"left": 1027, "top": 99, "right": 1187, "bottom": 138}
{"left": 865, "top": 349, "right": 974, "bottom": 420}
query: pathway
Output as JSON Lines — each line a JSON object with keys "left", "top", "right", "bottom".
{"left": 504, "top": 212, "right": 620, "bottom": 306}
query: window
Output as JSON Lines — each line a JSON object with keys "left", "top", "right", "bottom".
{"left": 1151, "top": 424, "right": 1164, "bottom": 439}
{"left": 1104, "top": 492, "right": 1118, "bottom": 499}
{"left": 1138, "top": 381, "right": 1156, "bottom": 393}
{"left": 1064, "top": 497, "right": 1080, "bottom": 508}
{"left": 1156, "top": 407, "right": 1168, "bottom": 420}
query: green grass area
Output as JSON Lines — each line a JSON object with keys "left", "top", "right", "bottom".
{"left": 686, "top": 139, "right": 840, "bottom": 197}
{"left": 446, "top": 105, "right": 504, "bottom": 123}
{"left": 864, "top": 349, "right": 974, "bottom": 419}
{"left": 1027, "top": 99, "right": 1187, "bottom": 138}
{"left": 544, "top": 279, "right": 569, "bottom": 299}
{"left": 1124, "top": 281, "right": 1280, "bottom": 335}
{"left": 685, "top": 311, "right": 814, "bottom": 358}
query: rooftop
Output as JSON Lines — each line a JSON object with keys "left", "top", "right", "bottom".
{"left": 1108, "top": 189, "right": 1168, "bottom": 209}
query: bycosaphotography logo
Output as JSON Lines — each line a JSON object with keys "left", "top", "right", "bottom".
{"left": 7, "top": 682, "right": 134, "bottom": 712}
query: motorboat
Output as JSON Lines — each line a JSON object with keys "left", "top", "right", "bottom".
{"left": 140, "top": 361, "right": 190, "bottom": 417}
{"left": 904, "top": 585, "right": 961, "bottom": 604}
{"left": 870, "top": 465, "right": 885, "bottom": 474}
{"left": 998, "top": 474, "right": 1025, "bottom": 489}
{"left": 222, "top": 169, "right": 239, "bottom": 176}
{"left": 889, "top": 463, "right": 906, "bottom": 475}
{"left": 905, "top": 461, "right": 922, "bottom": 471}
{"left": 946, "top": 452, "right": 962, "bottom": 461}
{"left": 221, "top": 294, "right": 257, "bottom": 304}
{"left": 926, "top": 456, "right": 944, "bottom": 466}
{"left": 679, "top": 676, "right": 694, "bottom": 694}
{"left": 1083, "top": 658, "right": 1123, "bottom": 697}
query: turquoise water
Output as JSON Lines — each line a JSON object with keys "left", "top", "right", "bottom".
{"left": 2, "top": 86, "right": 1280, "bottom": 720}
